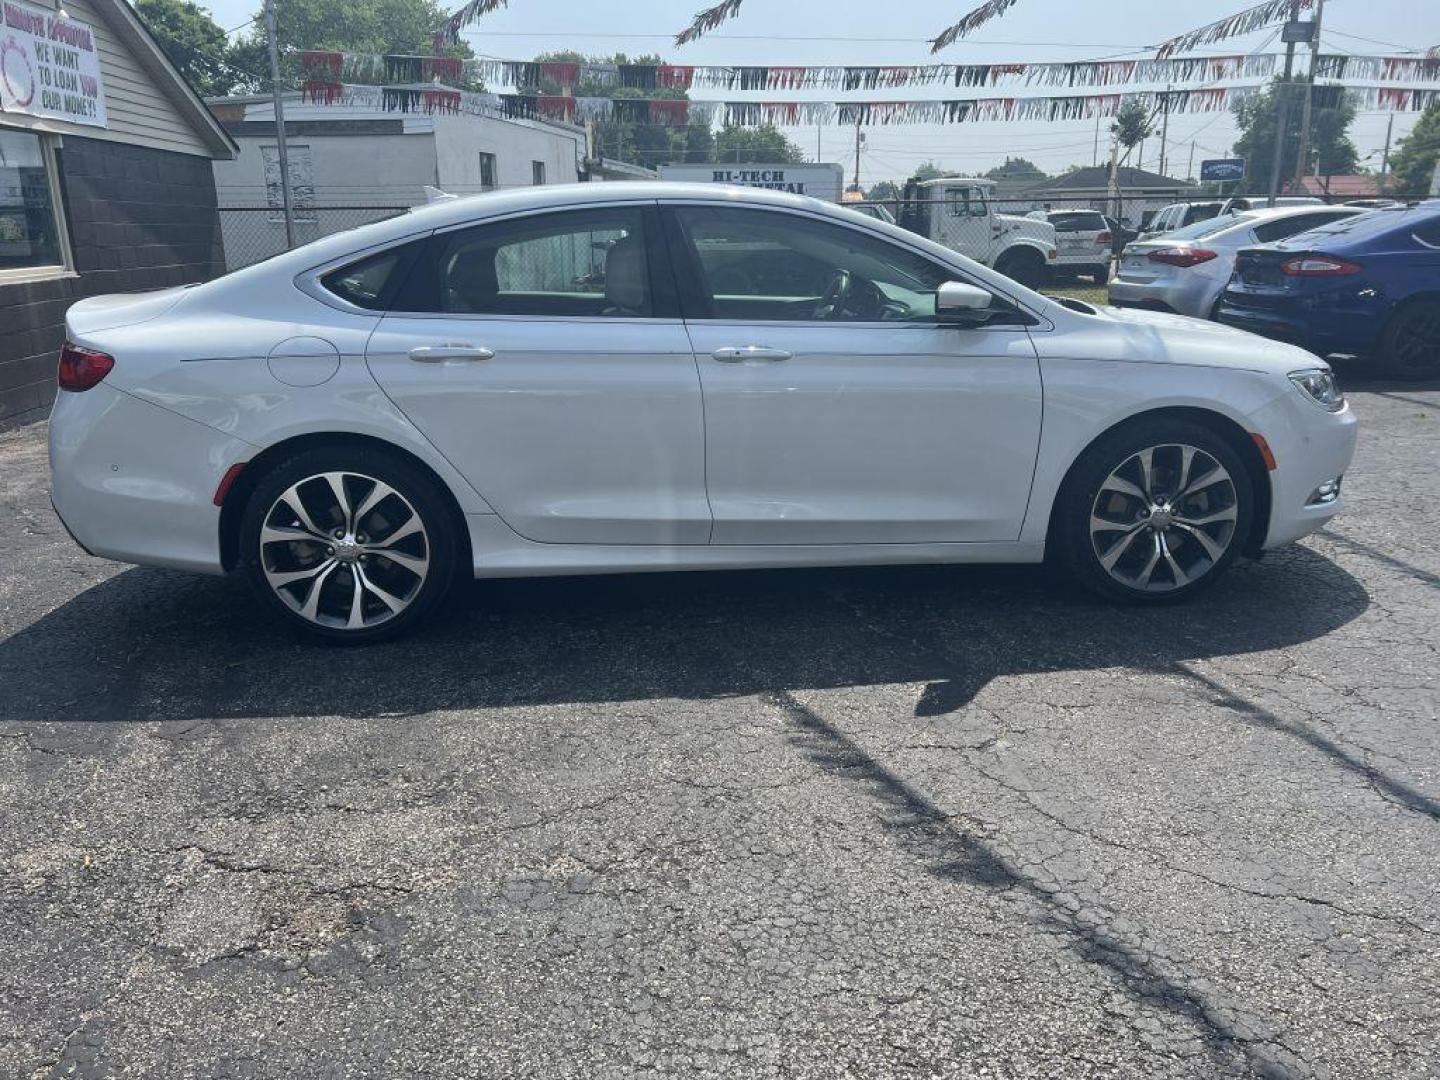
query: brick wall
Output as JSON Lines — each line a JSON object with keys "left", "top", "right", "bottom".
{"left": 0, "top": 136, "right": 224, "bottom": 428}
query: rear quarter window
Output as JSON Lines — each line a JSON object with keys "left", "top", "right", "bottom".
{"left": 320, "top": 241, "right": 422, "bottom": 310}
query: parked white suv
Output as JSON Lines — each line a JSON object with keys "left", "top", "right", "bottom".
{"left": 1138, "top": 201, "right": 1225, "bottom": 242}
{"left": 1032, "top": 209, "right": 1113, "bottom": 283}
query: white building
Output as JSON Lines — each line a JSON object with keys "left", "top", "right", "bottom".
{"left": 207, "top": 94, "right": 590, "bottom": 268}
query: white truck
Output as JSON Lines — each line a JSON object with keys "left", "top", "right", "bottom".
{"left": 896, "top": 176, "right": 1057, "bottom": 288}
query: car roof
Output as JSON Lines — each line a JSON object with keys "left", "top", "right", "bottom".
{"left": 1242, "top": 204, "right": 1364, "bottom": 219}
{"left": 212, "top": 182, "right": 862, "bottom": 282}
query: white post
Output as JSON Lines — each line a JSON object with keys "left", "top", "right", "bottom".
{"left": 263, "top": 0, "right": 295, "bottom": 249}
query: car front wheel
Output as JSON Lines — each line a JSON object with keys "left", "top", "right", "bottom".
{"left": 1056, "top": 419, "right": 1254, "bottom": 603}
{"left": 239, "top": 446, "right": 462, "bottom": 643}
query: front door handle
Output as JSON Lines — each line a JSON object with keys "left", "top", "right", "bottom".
{"left": 409, "top": 344, "right": 495, "bottom": 363}
{"left": 712, "top": 346, "right": 792, "bottom": 363}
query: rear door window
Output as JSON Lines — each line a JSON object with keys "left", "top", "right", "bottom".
{"left": 396, "top": 207, "right": 662, "bottom": 318}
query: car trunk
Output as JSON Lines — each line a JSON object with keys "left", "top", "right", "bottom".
{"left": 1226, "top": 250, "right": 1302, "bottom": 309}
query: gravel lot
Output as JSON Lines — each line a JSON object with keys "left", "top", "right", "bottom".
{"left": 1, "top": 377, "right": 1437, "bottom": 1079}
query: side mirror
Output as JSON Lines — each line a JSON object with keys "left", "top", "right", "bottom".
{"left": 936, "top": 281, "right": 994, "bottom": 324}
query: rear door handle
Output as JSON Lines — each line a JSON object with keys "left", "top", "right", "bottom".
{"left": 712, "top": 346, "right": 792, "bottom": 363}
{"left": 408, "top": 344, "right": 495, "bottom": 363}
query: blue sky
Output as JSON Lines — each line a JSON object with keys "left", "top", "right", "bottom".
{"left": 201, "top": 0, "right": 1439, "bottom": 183}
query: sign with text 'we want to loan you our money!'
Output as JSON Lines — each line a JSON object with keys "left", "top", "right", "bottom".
{"left": 0, "top": 0, "right": 106, "bottom": 127}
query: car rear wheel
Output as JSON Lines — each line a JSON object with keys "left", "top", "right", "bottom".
{"left": 1379, "top": 300, "right": 1440, "bottom": 380}
{"left": 1056, "top": 419, "right": 1254, "bottom": 603}
{"left": 239, "top": 446, "right": 462, "bottom": 643}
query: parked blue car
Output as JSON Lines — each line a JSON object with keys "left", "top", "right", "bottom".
{"left": 1217, "top": 203, "right": 1440, "bottom": 378}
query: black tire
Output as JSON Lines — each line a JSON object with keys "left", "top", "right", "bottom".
{"left": 1378, "top": 299, "right": 1440, "bottom": 380}
{"left": 1054, "top": 417, "right": 1255, "bottom": 604}
{"left": 239, "top": 445, "right": 463, "bottom": 643}
{"left": 994, "top": 248, "right": 1048, "bottom": 290}
{"left": 1088, "top": 265, "right": 1111, "bottom": 285}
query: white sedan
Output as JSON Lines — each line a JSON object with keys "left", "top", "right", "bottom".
{"left": 49, "top": 184, "right": 1356, "bottom": 642}
{"left": 1109, "top": 204, "right": 1366, "bottom": 319}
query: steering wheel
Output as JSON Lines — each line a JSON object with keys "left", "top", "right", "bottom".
{"left": 814, "top": 269, "right": 853, "bottom": 320}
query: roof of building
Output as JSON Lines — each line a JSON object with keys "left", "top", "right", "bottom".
{"left": 1026, "top": 166, "right": 1192, "bottom": 192}
{"left": 1287, "top": 174, "right": 1380, "bottom": 198}
{"left": 93, "top": 0, "right": 237, "bottom": 158}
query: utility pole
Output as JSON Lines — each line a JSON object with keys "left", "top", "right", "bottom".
{"left": 1379, "top": 112, "right": 1395, "bottom": 195}
{"left": 1294, "top": 0, "right": 1325, "bottom": 194}
{"left": 1158, "top": 86, "right": 1172, "bottom": 178}
{"left": 263, "top": 0, "right": 295, "bottom": 249}
{"left": 1267, "top": 0, "right": 1303, "bottom": 207}
{"left": 1187, "top": 140, "right": 1196, "bottom": 183}
{"left": 1107, "top": 127, "right": 1122, "bottom": 221}
{"left": 816, "top": 122, "right": 822, "bottom": 163}
{"left": 852, "top": 122, "right": 863, "bottom": 191}
{"left": 1093, "top": 113, "right": 1101, "bottom": 167}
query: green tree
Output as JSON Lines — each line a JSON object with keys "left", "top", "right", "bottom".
{"left": 912, "top": 160, "right": 949, "bottom": 181}
{"left": 1231, "top": 77, "right": 1358, "bottom": 193}
{"left": 133, "top": 0, "right": 239, "bottom": 97}
{"left": 1388, "top": 103, "right": 1440, "bottom": 196}
{"left": 712, "top": 124, "right": 804, "bottom": 164}
{"left": 866, "top": 180, "right": 901, "bottom": 201}
{"left": 1113, "top": 100, "right": 1152, "bottom": 162}
{"left": 228, "top": 0, "right": 475, "bottom": 90}
{"left": 984, "top": 156, "right": 1048, "bottom": 184}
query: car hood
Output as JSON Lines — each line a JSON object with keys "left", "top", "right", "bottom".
{"left": 1046, "top": 301, "right": 1323, "bottom": 376}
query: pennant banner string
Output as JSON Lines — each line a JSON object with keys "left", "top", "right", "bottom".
{"left": 930, "top": 0, "right": 1025, "bottom": 53}
{"left": 296, "top": 83, "right": 1438, "bottom": 125}
{"left": 1155, "top": 0, "right": 1315, "bottom": 60}
{"left": 433, "top": 0, "right": 506, "bottom": 51}
{"left": 675, "top": 0, "right": 744, "bottom": 46}
{"left": 298, "top": 50, "right": 1292, "bottom": 93}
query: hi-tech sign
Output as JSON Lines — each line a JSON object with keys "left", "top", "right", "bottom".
{"left": 658, "top": 163, "right": 845, "bottom": 202}
{"left": 0, "top": 0, "right": 107, "bottom": 127}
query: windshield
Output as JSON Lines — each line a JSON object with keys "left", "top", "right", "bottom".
{"left": 1159, "top": 213, "right": 1257, "bottom": 241}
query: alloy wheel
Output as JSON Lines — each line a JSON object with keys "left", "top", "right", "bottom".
{"left": 259, "top": 471, "right": 429, "bottom": 630}
{"left": 1391, "top": 305, "right": 1440, "bottom": 373}
{"left": 1088, "top": 444, "right": 1238, "bottom": 593}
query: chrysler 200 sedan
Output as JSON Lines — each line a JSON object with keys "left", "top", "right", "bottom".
{"left": 49, "top": 184, "right": 1357, "bottom": 642}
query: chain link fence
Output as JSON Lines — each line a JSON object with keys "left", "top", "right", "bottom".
{"left": 218, "top": 206, "right": 409, "bottom": 272}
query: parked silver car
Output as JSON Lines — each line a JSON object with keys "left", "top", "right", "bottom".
{"left": 1109, "top": 205, "right": 1368, "bottom": 319}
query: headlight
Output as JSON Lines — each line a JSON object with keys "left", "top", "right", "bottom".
{"left": 1288, "top": 368, "right": 1345, "bottom": 412}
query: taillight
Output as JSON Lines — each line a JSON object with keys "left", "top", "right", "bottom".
{"left": 1096, "top": 231, "right": 1113, "bottom": 246}
{"left": 1280, "top": 256, "right": 1361, "bottom": 277}
{"left": 57, "top": 343, "right": 115, "bottom": 392}
{"left": 1148, "top": 248, "right": 1218, "bottom": 268}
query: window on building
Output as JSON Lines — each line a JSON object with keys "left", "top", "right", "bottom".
{"left": 0, "top": 128, "right": 68, "bottom": 280}
{"left": 479, "top": 152, "right": 497, "bottom": 190}
{"left": 531, "top": 160, "right": 546, "bottom": 186}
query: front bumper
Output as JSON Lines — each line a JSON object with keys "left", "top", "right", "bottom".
{"left": 1251, "top": 390, "right": 1358, "bottom": 549}
{"left": 49, "top": 384, "right": 252, "bottom": 574}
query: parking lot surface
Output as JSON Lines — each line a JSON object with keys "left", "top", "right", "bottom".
{"left": 2, "top": 380, "right": 1438, "bottom": 1079}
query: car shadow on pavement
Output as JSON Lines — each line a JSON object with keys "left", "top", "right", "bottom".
{"left": 0, "top": 545, "right": 1367, "bottom": 728}
{"left": 773, "top": 688, "right": 1313, "bottom": 1079}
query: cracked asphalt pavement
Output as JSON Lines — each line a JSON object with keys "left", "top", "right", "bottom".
{"left": 1, "top": 378, "right": 1438, "bottom": 1079}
